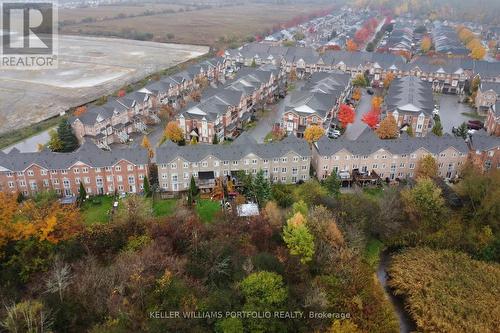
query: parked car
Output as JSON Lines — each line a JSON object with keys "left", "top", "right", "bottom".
{"left": 327, "top": 129, "right": 340, "bottom": 138}
{"left": 467, "top": 120, "right": 483, "bottom": 130}
{"left": 367, "top": 88, "right": 374, "bottom": 95}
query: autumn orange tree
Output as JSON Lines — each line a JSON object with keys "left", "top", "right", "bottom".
{"left": 141, "top": 135, "right": 154, "bottom": 158}
{"left": 383, "top": 73, "right": 395, "bottom": 88}
{"left": 337, "top": 104, "right": 356, "bottom": 128}
{"left": 376, "top": 115, "right": 399, "bottom": 139}
{"left": 304, "top": 125, "right": 325, "bottom": 143}
{"left": 352, "top": 88, "right": 362, "bottom": 101}
{"left": 163, "top": 121, "right": 184, "bottom": 143}
{"left": 371, "top": 96, "right": 383, "bottom": 108}
{"left": 74, "top": 106, "right": 87, "bottom": 117}
{"left": 420, "top": 36, "right": 432, "bottom": 53}
{"left": 346, "top": 39, "right": 358, "bottom": 52}
{"left": 0, "top": 192, "right": 83, "bottom": 249}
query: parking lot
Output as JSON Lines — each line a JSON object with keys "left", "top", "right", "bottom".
{"left": 435, "top": 94, "right": 481, "bottom": 133}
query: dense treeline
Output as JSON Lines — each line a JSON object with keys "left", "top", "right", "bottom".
{"left": 0, "top": 162, "right": 498, "bottom": 332}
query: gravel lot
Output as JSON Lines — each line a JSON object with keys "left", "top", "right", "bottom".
{"left": 0, "top": 35, "right": 208, "bottom": 134}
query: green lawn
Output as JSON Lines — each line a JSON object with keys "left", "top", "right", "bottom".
{"left": 153, "top": 199, "right": 177, "bottom": 217}
{"left": 363, "top": 186, "right": 384, "bottom": 198}
{"left": 81, "top": 196, "right": 115, "bottom": 225}
{"left": 363, "top": 238, "right": 384, "bottom": 269}
{"left": 195, "top": 199, "right": 221, "bottom": 223}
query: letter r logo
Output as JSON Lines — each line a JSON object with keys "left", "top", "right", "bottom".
{"left": 1, "top": 2, "right": 53, "bottom": 54}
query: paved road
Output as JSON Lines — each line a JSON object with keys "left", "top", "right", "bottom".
{"left": 247, "top": 81, "right": 305, "bottom": 143}
{"left": 2, "top": 128, "right": 53, "bottom": 153}
{"left": 248, "top": 95, "right": 289, "bottom": 143}
{"left": 435, "top": 94, "right": 478, "bottom": 133}
{"left": 344, "top": 91, "right": 371, "bottom": 140}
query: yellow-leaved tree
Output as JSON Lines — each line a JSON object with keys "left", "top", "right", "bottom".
{"left": 163, "top": 121, "right": 184, "bottom": 143}
{"left": 0, "top": 192, "right": 83, "bottom": 250}
{"left": 304, "top": 125, "right": 325, "bottom": 143}
{"left": 376, "top": 115, "right": 399, "bottom": 139}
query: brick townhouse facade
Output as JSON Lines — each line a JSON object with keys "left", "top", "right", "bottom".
{"left": 155, "top": 134, "right": 311, "bottom": 192}
{"left": 485, "top": 101, "right": 500, "bottom": 136}
{"left": 312, "top": 130, "right": 469, "bottom": 182}
{"left": 0, "top": 143, "right": 149, "bottom": 197}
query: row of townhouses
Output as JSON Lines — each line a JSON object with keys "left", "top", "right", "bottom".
{"left": 155, "top": 134, "right": 311, "bottom": 192}
{"left": 224, "top": 43, "right": 500, "bottom": 94}
{"left": 282, "top": 72, "right": 352, "bottom": 136}
{"left": 177, "top": 66, "right": 287, "bottom": 143}
{"left": 71, "top": 57, "right": 226, "bottom": 148}
{"left": 0, "top": 143, "right": 149, "bottom": 198}
{"left": 1, "top": 130, "right": 498, "bottom": 197}
{"left": 313, "top": 129, "right": 470, "bottom": 183}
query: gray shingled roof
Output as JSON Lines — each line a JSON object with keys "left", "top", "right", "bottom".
{"left": 385, "top": 76, "right": 434, "bottom": 116}
{"left": 156, "top": 134, "right": 311, "bottom": 164}
{"left": 314, "top": 128, "right": 468, "bottom": 156}
{"left": 469, "top": 131, "right": 500, "bottom": 151}
{"left": 0, "top": 142, "right": 148, "bottom": 171}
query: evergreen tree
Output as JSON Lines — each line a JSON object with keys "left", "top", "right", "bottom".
{"left": 456, "top": 122, "right": 468, "bottom": 139}
{"left": 78, "top": 182, "right": 87, "bottom": 205}
{"left": 57, "top": 119, "right": 79, "bottom": 152}
{"left": 143, "top": 175, "right": 151, "bottom": 197}
{"left": 253, "top": 170, "right": 271, "bottom": 207}
{"left": 212, "top": 134, "right": 219, "bottom": 144}
{"left": 432, "top": 120, "right": 443, "bottom": 136}
{"left": 188, "top": 175, "right": 198, "bottom": 207}
{"left": 322, "top": 173, "right": 341, "bottom": 197}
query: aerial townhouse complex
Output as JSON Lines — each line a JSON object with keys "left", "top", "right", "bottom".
{"left": 384, "top": 76, "right": 434, "bottom": 137}
{"left": 312, "top": 129, "right": 469, "bottom": 183}
{"left": 156, "top": 134, "right": 311, "bottom": 193}
{"left": 282, "top": 72, "right": 352, "bottom": 136}
{"left": 177, "top": 66, "right": 286, "bottom": 143}
{"left": 71, "top": 57, "right": 226, "bottom": 148}
{"left": 0, "top": 143, "right": 149, "bottom": 198}
{"left": 224, "top": 43, "right": 500, "bottom": 92}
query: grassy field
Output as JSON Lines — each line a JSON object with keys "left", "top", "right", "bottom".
{"left": 0, "top": 116, "right": 61, "bottom": 150}
{"left": 363, "top": 238, "right": 384, "bottom": 269}
{"left": 153, "top": 199, "right": 177, "bottom": 217}
{"left": 195, "top": 199, "right": 221, "bottom": 223}
{"left": 61, "top": 4, "right": 326, "bottom": 46}
{"left": 59, "top": 4, "right": 186, "bottom": 23}
{"left": 81, "top": 196, "right": 115, "bottom": 225}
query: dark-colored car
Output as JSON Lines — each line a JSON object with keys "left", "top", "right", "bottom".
{"left": 467, "top": 120, "right": 483, "bottom": 130}
{"left": 367, "top": 88, "right": 374, "bottom": 95}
